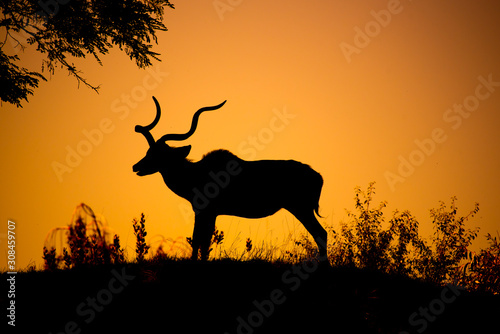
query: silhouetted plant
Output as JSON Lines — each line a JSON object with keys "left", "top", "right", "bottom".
{"left": 208, "top": 227, "right": 225, "bottom": 257}
{"left": 186, "top": 226, "right": 225, "bottom": 259}
{"left": 62, "top": 248, "right": 72, "bottom": 269}
{"left": 43, "top": 203, "right": 128, "bottom": 270}
{"left": 343, "top": 182, "right": 392, "bottom": 271}
{"left": 67, "top": 216, "right": 92, "bottom": 267}
{"left": 213, "top": 228, "right": 225, "bottom": 245}
{"left": 418, "top": 197, "right": 479, "bottom": 284}
{"left": 385, "top": 210, "right": 427, "bottom": 277}
{"left": 151, "top": 245, "right": 168, "bottom": 262}
{"left": 329, "top": 223, "right": 356, "bottom": 267}
{"left": 42, "top": 247, "right": 58, "bottom": 271}
{"left": 110, "top": 234, "right": 125, "bottom": 264}
{"left": 63, "top": 212, "right": 113, "bottom": 267}
{"left": 133, "top": 213, "right": 150, "bottom": 262}
{"left": 91, "top": 234, "right": 112, "bottom": 265}
{"left": 245, "top": 237, "right": 253, "bottom": 253}
{"left": 26, "top": 260, "right": 37, "bottom": 272}
{"left": 457, "top": 233, "right": 500, "bottom": 294}
{"left": 297, "top": 183, "right": 481, "bottom": 287}
{"left": 293, "top": 234, "right": 318, "bottom": 260}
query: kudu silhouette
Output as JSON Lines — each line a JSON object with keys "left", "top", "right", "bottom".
{"left": 133, "top": 97, "right": 327, "bottom": 261}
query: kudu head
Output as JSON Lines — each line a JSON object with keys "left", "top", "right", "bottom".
{"left": 133, "top": 97, "right": 227, "bottom": 176}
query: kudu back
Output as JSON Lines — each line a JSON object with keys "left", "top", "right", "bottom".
{"left": 133, "top": 97, "right": 327, "bottom": 261}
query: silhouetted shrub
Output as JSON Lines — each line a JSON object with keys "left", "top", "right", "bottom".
{"left": 456, "top": 233, "right": 500, "bottom": 294}
{"left": 66, "top": 215, "right": 93, "bottom": 267}
{"left": 380, "top": 209, "right": 430, "bottom": 278}
{"left": 298, "top": 182, "right": 482, "bottom": 286}
{"left": 328, "top": 182, "right": 427, "bottom": 274}
{"left": 344, "top": 182, "right": 392, "bottom": 270}
{"left": 417, "top": 197, "right": 479, "bottom": 284}
{"left": 43, "top": 203, "right": 132, "bottom": 269}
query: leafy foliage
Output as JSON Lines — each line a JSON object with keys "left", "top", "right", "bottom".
{"left": 344, "top": 182, "right": 392, "bottom": 270}
{"left": 0, "top": 0, "right": 174, "bottom": 106}
{"left": 0, "top": 51, "right": 46, "bottom": 107}
{"left": 385, "top": 209, "right": 427, "bottom": 276}
{"left": 420, "top": 197, "right": 479, "bottom": 284}
{"left": 328, "top": 182, "right": 427, "bottom": 274}
{"left": 456, "top": 233, "right": 500, "bottom": 294}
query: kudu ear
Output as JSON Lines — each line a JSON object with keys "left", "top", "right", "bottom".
{"left": 174, "top": 145, "right": 191, "bottom": 158}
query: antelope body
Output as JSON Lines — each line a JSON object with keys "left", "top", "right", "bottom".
{"left": 133, "top": 97, "right": 327, "bottom": 261}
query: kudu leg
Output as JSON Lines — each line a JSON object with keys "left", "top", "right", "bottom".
{"left": 290, "top": 209, "right": 328, "bottom": 262}
{"left": 191, "top": 213, "right": 216, "bottom": 261}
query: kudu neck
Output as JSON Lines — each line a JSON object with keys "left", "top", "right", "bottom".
{"left": 158, "top": 157, "right": 194, "bottom": 199}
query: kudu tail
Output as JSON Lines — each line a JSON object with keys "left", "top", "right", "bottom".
{"left": 314, "top": 203, "right": 322, "bottom": 218}
{"left": 313, "top": 171, "right": 324, "bottom": 218}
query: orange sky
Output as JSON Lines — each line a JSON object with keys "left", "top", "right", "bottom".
{"left": 1, "top": 0, "right": 500, "bottom": 270}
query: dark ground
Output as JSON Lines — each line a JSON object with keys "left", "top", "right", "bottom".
{"left": 2, "top": 259, "right": 499, "bottom": 334}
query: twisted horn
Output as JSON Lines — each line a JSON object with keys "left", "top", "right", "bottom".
{"left": 159, "top": 100, "right": 227, "bottom": 142}
{"left": 135, "top": 96, "right": 161, "bottom": 146}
